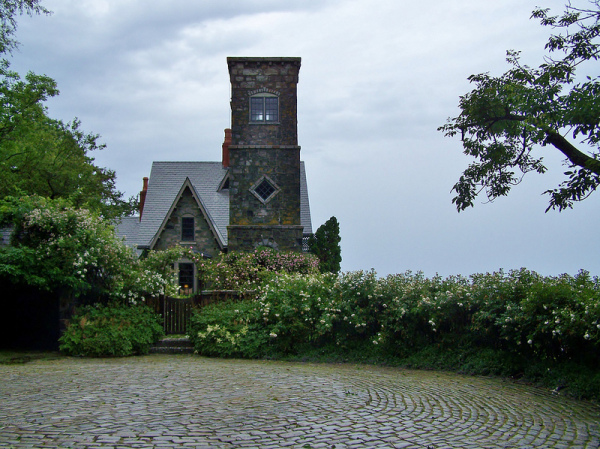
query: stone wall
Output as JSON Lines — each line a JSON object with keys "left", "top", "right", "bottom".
{"left": 153, "top": 187, "right": 221, "bottom": 257}
{"left": 227, "top": 57, "right": 303, "bottom": 252}
{"left": 227, "top": 57, "right": 300, "bottom": 147}
{"left": 227, "top": 225, "right": 304, "bottom": 252}
{"left": 228, "top": 146, "right": 301, "bottom": 226}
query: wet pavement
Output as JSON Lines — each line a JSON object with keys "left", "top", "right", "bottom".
{"left": 1, "top": 355, "right": 599, "bottom": 448}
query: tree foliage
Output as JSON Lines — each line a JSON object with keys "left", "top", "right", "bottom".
{"left": 0, "top": 1, "right": 136, "bottom": 219}
{"left": 439, "top": 1, "right": 600, "bottom": 212}
{"left": 0, "top": 0, "right": 49, "bottom": 55}
{"left": 308, "top": 216, "right": 342, "bottom": 273}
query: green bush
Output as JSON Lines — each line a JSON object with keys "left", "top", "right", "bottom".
{"left": 59, "top": 303, "right": 164, "bottom": 357}
{"left": 189, "top": 268, "right": 600, "bottom": 400}
{"left": 189, "top": 300, "right": 267, "bottom": 358}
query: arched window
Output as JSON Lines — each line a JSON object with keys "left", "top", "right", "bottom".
{"left": 250, "top": 94, "right": 279, "bottom": 122}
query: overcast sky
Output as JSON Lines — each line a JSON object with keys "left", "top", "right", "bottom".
{"left": 8, "top": 0, "right": 599, "bottom": 277}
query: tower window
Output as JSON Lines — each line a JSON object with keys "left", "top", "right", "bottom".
{"left": 250, "top": 95, "right": 278, "bottom": 122}
{"left": 250, "top": 175, "right": 280, "bottom": 204}
{"left": 255, "top": 179, "right": 276, "bottom": 201}
{"left": 181, "top": 217, "right": 194, "bottom": 241}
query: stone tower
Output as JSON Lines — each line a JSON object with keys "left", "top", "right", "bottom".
{"left": 226, "top": 57, "right": 303, "bottom": 252}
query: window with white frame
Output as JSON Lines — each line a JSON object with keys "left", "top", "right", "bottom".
{"left": 250, "top": 175, "right": 280, "bottom": 204}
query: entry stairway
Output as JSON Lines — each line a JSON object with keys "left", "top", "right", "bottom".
{"left": 149, "top": 336, "right": 194, "bottom": 354}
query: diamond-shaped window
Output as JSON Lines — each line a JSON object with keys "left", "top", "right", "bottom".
{"left": 250, "top": 176, "right": 280, "bottom": 204}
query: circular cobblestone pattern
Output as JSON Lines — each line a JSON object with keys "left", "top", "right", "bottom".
{"left": 1, "top": 355, "right": 599, "bottom": 448}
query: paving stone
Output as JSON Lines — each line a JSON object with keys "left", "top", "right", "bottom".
{"left": 0, "top": 355, "right": 598, "bottom": 448}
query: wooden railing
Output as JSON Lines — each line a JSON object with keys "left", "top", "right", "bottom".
{"left": 146, "top": 290, "right": 258, "bottom": 335}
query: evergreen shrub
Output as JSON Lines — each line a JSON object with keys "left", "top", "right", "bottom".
{"left": 59, "top": 303, "right": 164, "bottom": 357}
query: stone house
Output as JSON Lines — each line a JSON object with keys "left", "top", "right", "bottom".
{"left": 116, "top": 57, "right": 312, "bottom": 293}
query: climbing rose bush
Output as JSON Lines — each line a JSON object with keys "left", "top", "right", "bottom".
{"left": 184, "top": 246, "right": 320, "bottom": 291}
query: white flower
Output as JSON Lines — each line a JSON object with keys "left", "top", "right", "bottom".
{"left": 584, "top": 333, "right": 591, "bottom": 340}
{"left": 527, "top": 339, "right": 533, "bottom": 345}
{"left": 269, "top": 332, "right": 277, "bottom": 338}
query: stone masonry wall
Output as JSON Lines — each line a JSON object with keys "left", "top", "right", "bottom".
{"left": 228, "top": 147, "right": 301, "bottom": 226}
{"left": 227, "top": 57, "right": 300, "bottom": 147}
{"left": 227, "top": 225, "right": 304, "bottom": 252}
{"left": 227, "top": 57, "right": 303, "bottom": 252}
{"left": 153, "top": 187, "right": 221, "bottom": 257}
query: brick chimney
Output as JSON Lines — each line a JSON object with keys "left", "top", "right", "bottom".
{"left": 222, "top": 128, "right": 232, "bottom": 168}
{"left": 139, "top": 176, "right": 148, "bottom": 220}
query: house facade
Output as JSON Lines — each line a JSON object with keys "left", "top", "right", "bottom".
{"left": 116, "top": 57, "right": 312, "bottom": 292}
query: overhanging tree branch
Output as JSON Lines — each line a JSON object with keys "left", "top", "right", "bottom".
{"left": 544, "top": 129, "right": 600, "bottom": 175}
{"left": 441, "top": 1, "right": 600, "bottom": 212}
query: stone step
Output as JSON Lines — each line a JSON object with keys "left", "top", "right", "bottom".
{"left": 149, "top": 337, "right": 194, "bottom": 354}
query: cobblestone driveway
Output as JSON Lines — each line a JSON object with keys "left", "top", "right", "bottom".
{"left": 1, "top": 355, "right": 599, "bottom": 448}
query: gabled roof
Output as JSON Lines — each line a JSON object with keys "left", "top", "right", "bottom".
{"left": 149, "top": 177, "right": 225, "bottom": 250}
{"left": 137, "top": 162, "right": 229, "bottom": 248}
{"left": 125, "top": 160, "right": 312, "bottom": 250}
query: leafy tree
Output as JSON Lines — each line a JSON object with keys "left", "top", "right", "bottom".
{"left": 0, "top": 1, "right": 136, "bottom": 219}
{"left": 0, "top": 73, "right": 137, "bottom": 219}
{"left": 308, "top": 216, "right": 342, "bottom": 273}
{"left": 439, "top": 1, "right": 600, "bottom": 212}
{"left": 0, "top": 1, "right": 50, "bottom": 55}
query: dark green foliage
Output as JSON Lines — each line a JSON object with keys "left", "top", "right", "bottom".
{"left": 188, "top": 300, "right": 268, "bottom": 358}
{"left": 0, "top": 1, "right": 136, "bottom": 219}
{"left": 59, "top": 303, "right": 164, "bottom": 357}
{"left": 0, "top": 68, "right": 137, "bottom": 219}
{"left": 188, "top": 268, "right": 600, "bottom": 401}
{"left": 308, "top": 216, "right": 341, "bottom": 273}
{"left": 439, "top": 1, "right": 600, "bottom": 211}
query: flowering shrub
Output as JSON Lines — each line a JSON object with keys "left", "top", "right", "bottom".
{"left": 189, "top": 300, "right": 267, "bottom": 358}
{"left": 0, "top": 195, "right": 183, "bottom": 302}
{"left": 190, "top": 267, "right": 600, "bottom": 399}
{"left": 59, "top": 303, "right": 164, "bottom": 357}
{"left": 184, "top": 247, "right": 320, "bottom": 291}
{"left": 256, "top": 273, "right": 337, "bottom": 353}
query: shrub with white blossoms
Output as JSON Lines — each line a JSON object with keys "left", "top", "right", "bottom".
{"left": 0, "top": 195, "right": 183, "bottom": 302}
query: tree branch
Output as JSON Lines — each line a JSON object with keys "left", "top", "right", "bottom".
{"left": 544, "top": 129, "right": 600, "bottom": 175}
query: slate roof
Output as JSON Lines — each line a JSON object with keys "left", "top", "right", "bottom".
{"left": 299, "top": 162, "right": 312, "bottom": 235}
{"left": 114, "top": 216, "right": 142, "bottom": 255}
{"left": 117, "top": 160, "right": 312, "bottom": 251}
